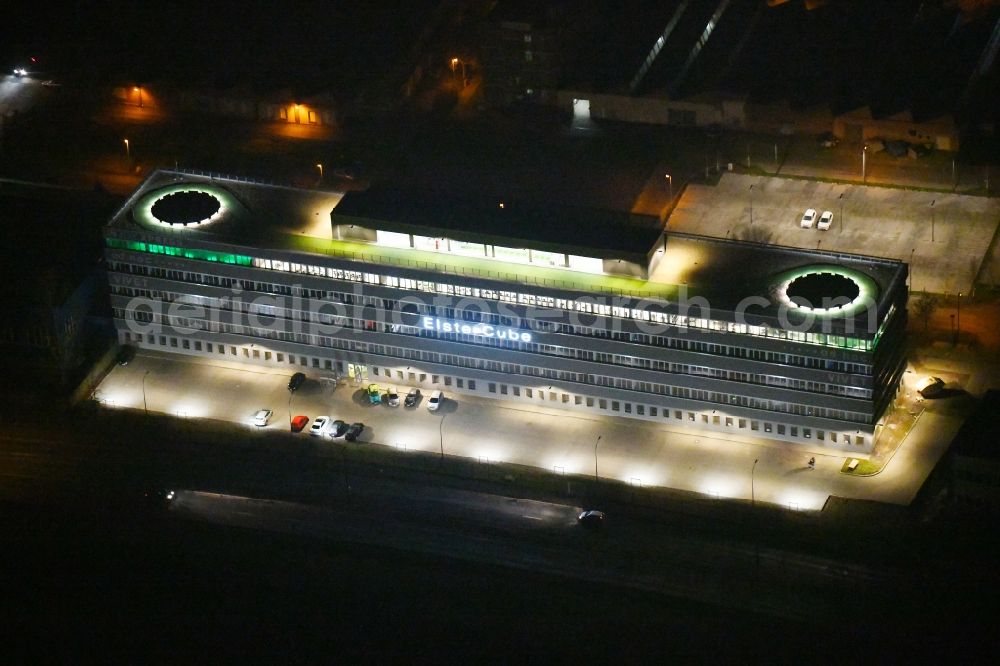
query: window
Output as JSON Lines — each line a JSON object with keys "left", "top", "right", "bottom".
{"left": 599, "top": 399, "right": 607, "bottom": 410}
{"left": 636, "top": 405, "right": 644, "bottom": 416}
{"left": 790, "top": 427, "right": 798, "bottom": 437}
{"left": 276, "top": 353, "right": 283, "bottom": 362}
{"left": 445, "top": 377, "right": 452, "bottom": 386}
{"left": 612, "top": 401, "right": 620, "bottom": 412}
{"left": 751, "top": 421, "right": 759, "bottom": 431}
{"left": 489, "top": 383, "right": 497, "bottom": 393}
{"left": 513, "top": 387, "right": 520, "bottom": 397}
{"left": 562, "top": 394, "right": 569, "bottom": 403}
{"left": 194, "top": 341, "right": 202, "bottom": 351}
{"left": 468, "top": 380, "right": 476, "bottom": 390}
{"left": 525, "top": 388, "right": 532, "bottom": 398}
{"left": 586, "top": 397, "right": 593, "bottom": 407}
{"left": 502, "top": 385, "right": 509, "bottom": 395}
{"left": 373, "top": 367, "right": 379, "bottom": 376}
{"left": 433, "top": 374, "right": 440, "bottom": 384}
{"left": 804, "top": 428, "right": 811, "bottom": 439}
{"left": 457, "top": 378, "right": 464, "bottom": 388}
{"left": 765, "top": 423, "right": 772, "bottom": 433}
{"left": 777, "top": 425, "right": 785, "bottom": 435}
{"left": 688, "top": 412, "right": 695, "bottom": 421}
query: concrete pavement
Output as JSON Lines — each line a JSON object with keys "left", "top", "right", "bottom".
{"left": 94, "top": 350, "right": 961, "bottom": 511}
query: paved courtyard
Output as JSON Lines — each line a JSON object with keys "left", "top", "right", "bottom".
{"left": 662, "top": 173, "right": 1000, "bottom": 295}
{"left": 94, "top": 350, "right": 970, "bottom": 512}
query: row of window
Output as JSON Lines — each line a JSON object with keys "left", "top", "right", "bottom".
{"left": 114, "top": 307, "right": 871, "bottom": 425}
{"left": 105, "top": 241, "right": 881, "bottom": 351}
{"left": 107, "top": 269, "right": 873, "bottom": 376}
{"left": 113, "top": 284, "right": 871, "bottom": 400}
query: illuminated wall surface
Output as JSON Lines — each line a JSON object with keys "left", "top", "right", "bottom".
{"left": 385, "top": 231, "right": 604, "bottom": 274}
{"left": 132, "top": 183, "right": 237, "bottom": 229}
{"left": 105, "top": 238, "right": 252, "bottom": 265}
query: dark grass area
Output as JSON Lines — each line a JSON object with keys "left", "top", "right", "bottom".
{"left": 2, "top": 498, "right": 819, "bottom": 662}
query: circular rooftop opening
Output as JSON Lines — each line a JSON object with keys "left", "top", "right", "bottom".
{"left": 786, "top": 271, "right": 860, "bottom": 309}
{"left": 150, "top": 190, "right": 222, "bottom": 227}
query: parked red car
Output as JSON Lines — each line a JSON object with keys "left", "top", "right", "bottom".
{"left": 290, "top": 415, "right": 309, "bottom": 432}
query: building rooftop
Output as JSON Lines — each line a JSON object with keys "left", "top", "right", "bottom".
{"left": 106, "top": 170, "right": 907, "bottom": 338}
{"left": 332, "top": 188, "right": 662, "bottom": 260}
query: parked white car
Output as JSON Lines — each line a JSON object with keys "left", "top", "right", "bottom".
{"left": 800, "top": 208, "right": 817, "bottom": 228}
{"left": 253, "top": 409, "right": 273, "bottom": 427}
{"left": 310, "top": 416, "right": 330, "bottom": 436}
{"left": 427, "top": 390, "right": 443, "bottom": 411}
{"left": 817, "top": 210, "right": 833, "bottom": 230}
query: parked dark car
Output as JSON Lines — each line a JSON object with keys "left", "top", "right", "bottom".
{"left": 116, "top": 345, "right": 135, "bottom": 366}
{"left": 404, "top": 388, "right": 421, "bottom": 407}
{"left": 329, "top": 419, "right": 349, "bottom": 438}
{"left": 345, "top": 422, "right": 365, "bottom": 442}
{"left": 288, "top": 372, "right": 306, "bottom": 391}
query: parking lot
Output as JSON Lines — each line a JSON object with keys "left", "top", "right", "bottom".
{"left": 665, "top": 173, "right": 1000, "bottom": 295}
{"left": 93, "top": 350, "right": 967, "bottom": 511}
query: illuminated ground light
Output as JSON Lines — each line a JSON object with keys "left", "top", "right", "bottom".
{"left": 133, "top": 183, "right": 236, "bottom": 229}
{"left": 773, "top": 265, "right": 878, "bottom": 318}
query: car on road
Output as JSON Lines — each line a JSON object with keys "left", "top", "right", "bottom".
{"left": 116, "top": 345, "right": 135, "bottom": 366}
{"left": 345, "top": 422, "right": 365, "bottom": 442}
{"left": 578, "top": 510, "right": 605, "bottom": 527}
{"left": 253, "top": 409, "right": 273, "bottom": 426}
{"left": 817, "top": 210, "right": 833, "bottom": 230}
{"left": 367, "top": 383, "right": 382, "bottom": 404}
{"left": 386, "top": 386, "right": 400, "bottom": 407}
{"left": 310, "top": 416, "right": 330, "bottom": 436}
{"left": 143, "top": 488, "right": 175, "bottom": 507}
{"left": 404, "top": 388, "right": 421, "bottom": 407}
{"left": 290, "top": 415, "right": 309, "bottom": 432}
{"left": 427, "top": 390, "right": 443, "bottom": 411}
{"left": 288, "top": 372, "right": 306, "bottom": 391}
{"left": 800, "top": 208, "right": 817, "bottom": 228}
{"left": 329, "top": 419, "right": 348, "bottom": 438}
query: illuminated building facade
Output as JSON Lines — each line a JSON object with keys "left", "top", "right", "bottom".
{"left": 105, "top": 171, "right": 908, "bottom": 452}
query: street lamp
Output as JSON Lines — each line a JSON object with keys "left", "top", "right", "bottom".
{"left": 838, "top": 192, "right": 844, "bottom": 232}
{"left": 316, "top": 163, "right": 323, "bottom": 180}
{"left": 909, "top": 248, "right": 915, "bottom": 293}
{"left": 594, "top": 435, "right": 602, "bottom": 483}
{"left": 142, "top": 370, "right": 150, "bottom": 416}
{"left": 665, "top": 173, "right": 673, "bottom": 200}
{"left": 930, "top": 199, "right": 936, "bottom": 243}
{"left": 123, "top": 138, "right": 130, "bottom": 160}
{"left": 133, "top": 85, "right": 143, "bottom": 108}
{"left": 956, "top": 291, "right": 962, "bottom": 346}
{"left": 439, "top": 412, "right": 446, "bottom": 461}
{"left": 450, "top": 57, "right": 467, "bottom": 87}
{"left": 749, "top": 183, "right": 754, "bottom": 225}
{"left": 862, "top": 144, "right": 868, "bottom": 184}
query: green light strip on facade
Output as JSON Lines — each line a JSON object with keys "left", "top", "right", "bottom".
{"left": 106, "top": 237, "right": 251, "bottom": 266}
